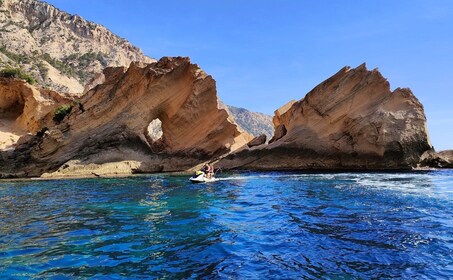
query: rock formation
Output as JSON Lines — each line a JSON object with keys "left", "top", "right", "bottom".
{"left": 0, "top": 57, "right": 251, "bottom": 178}
{"left": 0, "top": 77, "right": 73, "bottom": 149}
{"left": 218, "top": 64, "right": 432, "bottom": 170}
{"left": 419, "top": 150, "right": 453, "bottom": 168}
{"left": 247, "top": 134, "right": 267, "bottom": 148}
{"left": 439, "top": 150, "right": 453, "bottom": 163}
{"left": 0, "top": 0, "right": 154, "bottom": 93}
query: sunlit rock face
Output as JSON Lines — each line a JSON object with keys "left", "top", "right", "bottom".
{"left": 0, "top": 78, "right": 73, "bottom": 150}
{"left": 219, "top": 64, "right": 432, "bottom": 170}
{"left": 0, "top": 57, "right": 251, "bottom": 178}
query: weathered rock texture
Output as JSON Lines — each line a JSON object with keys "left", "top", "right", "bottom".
{"left": 0, "top": 77, "right": 72, "bottom": 149}
{"left": 419, "top": 150, "right": 453, "bottom": 168}
{"left": 247, "top": 134, "right": 266, "bottom": 148}
{"left": 0, "top": 57, "right": 251, "bottom": 178}
{"left": 0, "top": 0, "right": 154, "bottom": 93}
{"left": 219, "top": 64, "right": 432, "bottom": 170}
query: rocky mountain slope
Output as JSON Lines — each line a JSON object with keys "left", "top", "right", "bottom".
{"left": 0, "top": 0, "right": 154, "bottom": 93}
{"left": 225, "top": 105, "right": 274, "bottom": 140}
{"left": 219, "top": 64, "right": 433, "bottom": 170}
{"left": 0, "top": 0, "right": 272, "bottom": 138}
{"left": 0, "top": 57, "right": 251, "bottom": 178}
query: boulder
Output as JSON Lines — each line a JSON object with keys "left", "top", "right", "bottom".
{"left": 419, "top": 150, "right": 453, "bottom": 168}
{"left": 269, "top": 124, "right": 287, "bottom": 144}
{"left": 247, "top": 134, "right": 266, "bottom": 148}
{"left": 219, "top": 64, "right": 432, "bottom": 170}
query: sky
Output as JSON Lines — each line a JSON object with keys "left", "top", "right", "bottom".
{"left": 45, "top": 0, "right": 453, "bottom": 150}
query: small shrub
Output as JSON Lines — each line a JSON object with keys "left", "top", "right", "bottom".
{"left": 53, "top": 104, "right": 73, "bottom": 123}
{"left": 36, "top": 127, "right": 48, "bottom": 137}
{"left": 0, "top": 67, "right": 35, "bottom": 85}
{"left": 37, "top": 61, "right": 49, "bottom": 79}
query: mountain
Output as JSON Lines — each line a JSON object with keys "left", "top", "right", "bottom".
{"left": 225, "top": 105, "right": 274, "bottom": 140}
{"left": 0, "top": 0, "right": 154, "bottom": 93}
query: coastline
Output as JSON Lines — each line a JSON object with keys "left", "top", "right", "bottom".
{"left": 0, "top": 167, "right": 449, "bottom": 182}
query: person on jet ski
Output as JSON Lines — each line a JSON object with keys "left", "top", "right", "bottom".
{"left": 202, "top": 163, "right": 214, "bottom": 179}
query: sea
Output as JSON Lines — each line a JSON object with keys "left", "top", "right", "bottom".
{"left": 0, "top": 171, "right": 452, "bottom": 279}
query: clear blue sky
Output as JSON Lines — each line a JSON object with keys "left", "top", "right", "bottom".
{"left": 45, "top": 0, "right": 453, "bottom": 151}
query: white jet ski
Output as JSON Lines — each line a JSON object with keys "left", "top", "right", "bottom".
{"left": 189, "top": 171, "right": 218, "bottom": 183}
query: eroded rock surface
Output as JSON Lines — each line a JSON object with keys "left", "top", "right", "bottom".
{"left": 247, "top": 134, "right": 266, "bottom": 148}
{"left": 419, "top": 150, "right": 453, "bottom": 168}
{"left": 219, "top": 64, "right": 432, "bottom": 170}
{"left": 0, "top": 57, "right": 250, "bottom": 177}
{"left": 0, "top": 78, "right": 72, "bottom": 149}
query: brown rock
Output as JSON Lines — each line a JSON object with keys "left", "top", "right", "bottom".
{"left": 269, "top": 124, "right": 287, "bottom": 144}
{"left": 439, "top": 150, "right": 453, "bottom": 162}
{"left": 0, "top": 78, "right": 73, "bottom": 149}
{"left": 219, "top": 64, "right": 432, "bottom": 170}
{"left": 247, "top": 134, "right": 267, "bottom": 148}
{"left": 419, "top": 150, "right": 453, "bottom": 168}
{"left": 0, "top": 57, "right": 251, "bottom": 177}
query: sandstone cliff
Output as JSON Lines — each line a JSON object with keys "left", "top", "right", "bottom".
{"left": 219, "top": 64, "right": 432, "bottom": 170}
{"left": 0, "top": 0, "right": 154, "bottom": 93}
{"left": 0, "top": 77, "right": 73, "bottom": 149}
{"left": 0, "top": 57, "right": 251, "bottom": 178}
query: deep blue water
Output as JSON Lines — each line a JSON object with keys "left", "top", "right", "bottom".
{"left": 0, "top": 171, "right": 452, "bottom": 279}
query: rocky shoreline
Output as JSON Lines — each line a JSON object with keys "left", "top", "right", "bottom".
{"left": 1, "top": 57, "right": 451, "bottom": 179}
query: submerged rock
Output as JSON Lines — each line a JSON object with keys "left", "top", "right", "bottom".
{"left": 219, "top": 64, "right": 432, "bottom": 170}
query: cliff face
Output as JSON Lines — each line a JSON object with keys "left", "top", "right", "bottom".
{"left": 0, "top": 57, "right": 251, "bottom": 178}
{"left": 0, "top": 0, "right": 154, "bottom": 93}
{"left": 0, "top": 77, "right": 73, "bottom": 149}
{"left": 219, "top": 64, "right": 432, "bottom": 170}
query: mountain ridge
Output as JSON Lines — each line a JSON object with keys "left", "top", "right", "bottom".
{"left": 0, "top": 0, "right": 155, "bottom": 93}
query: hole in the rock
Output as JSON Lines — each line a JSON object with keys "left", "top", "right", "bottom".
{"left": 147, "top": 118, "right": 163, "bottom": 142}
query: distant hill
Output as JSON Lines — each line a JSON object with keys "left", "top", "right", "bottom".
{"left": 0, "top": 0, "right": 154, "bottom": 93}
{"left": 226, "top": 105, "right": 274, "bottom": 140}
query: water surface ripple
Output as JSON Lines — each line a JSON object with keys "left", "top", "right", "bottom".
{"left": 0, "top": 171, "right": 452, "bottom": 279}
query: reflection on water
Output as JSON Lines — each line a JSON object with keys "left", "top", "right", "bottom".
{"left": 0, "top": 171, "right": 452, "bottom": 278}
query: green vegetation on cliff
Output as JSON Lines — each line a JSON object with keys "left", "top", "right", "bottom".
{"left": 53, "top": 104, "right": 73, "bottom": 123}
{"left": 0, "top": 66, "right": 35, "bottom": 84}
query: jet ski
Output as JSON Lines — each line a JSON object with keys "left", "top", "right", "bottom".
{"left": 189, "top": 170, "right": 218, "bottom": 183}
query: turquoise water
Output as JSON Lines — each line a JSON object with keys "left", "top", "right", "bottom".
{"left": 0, "top": 171, "right": 452, "bottom": 279}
